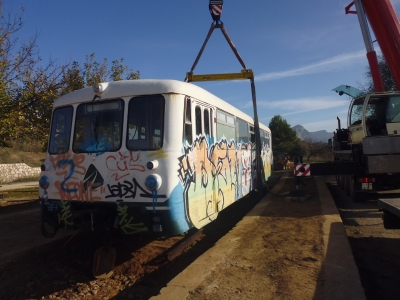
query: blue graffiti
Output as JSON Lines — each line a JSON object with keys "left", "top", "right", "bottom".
{"left": 81, "top": 136, "right": 110, "bottom": 155}
{"left": 58, "top": 159, "right": 78, "bottom": 193}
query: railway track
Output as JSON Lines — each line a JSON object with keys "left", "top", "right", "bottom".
{"left": 0, "top": 173, "right": 282, "bottom": 299}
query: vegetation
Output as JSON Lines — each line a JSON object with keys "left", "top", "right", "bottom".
{"left": 269, "top": 115, "right": 304, "bottom": 158}
{"left": 0, "top": 142, "right": 45, "bottom": 167}
{"left": 0, "top": 9, "right": 139, "bottom": 152}
{"left": 0, "top": 188, "right": 39, "bottom": 204}
{"left": 301, "top": 138, "right": 332, "bottom": 162}
{"left": 361, "top": 54, "right": 397, "bottom": 93}
{"left": 269, "top": 115, "right": 331, "bottom": 162}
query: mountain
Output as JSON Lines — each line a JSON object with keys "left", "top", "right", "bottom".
{"left": 292, "top": 125, "right": 333, "bottom": 143}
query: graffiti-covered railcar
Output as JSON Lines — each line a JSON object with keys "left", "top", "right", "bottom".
{"left": 39, "top": 79, "right": 272, "bottom": 238}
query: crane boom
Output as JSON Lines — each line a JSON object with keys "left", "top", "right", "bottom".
{"left": 362, "top": 0, "right": 400, "bottom": 90}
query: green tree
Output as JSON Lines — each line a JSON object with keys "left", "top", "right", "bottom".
{"left": 361, "top": 54, "right": 397, "bottom": 93}
{"left": 269, "top": 115, "right": 305, "bottom": 158}
{"left": 83, "top": 53, "right": 139, "bottom": 86}
{"left": 0, "top": 10, "right": 140, "bottom": 148}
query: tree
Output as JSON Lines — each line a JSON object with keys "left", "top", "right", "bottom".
{"left": 268, "top": 115, "right": 305, "bottom": 158}
{"left": 0, "top": 10, "right": 140, "bottom": 149}
{"left": 83, "top": 53, "right": 140, "bottom": 87}
{"left": 302, "top": 138, "right": 330, "bottom": 161}
{"left": 361, "top": 54, "right": 397, "bottom": 93}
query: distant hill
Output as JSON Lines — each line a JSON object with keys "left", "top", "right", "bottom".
{"left": 292, "top": 125, "right": 333, "bottom": 143}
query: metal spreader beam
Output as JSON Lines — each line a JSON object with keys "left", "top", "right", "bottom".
{"left": 185, "top": 0, "right": 264, "bottom": 193}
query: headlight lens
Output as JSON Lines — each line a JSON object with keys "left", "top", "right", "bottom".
{"left": 39, "top": 176, "right": 50, "bottom": 189}
{"left": 146, "top": 160, "right": 159, "bottom": 170}
{"left": 144, "top": 174, "right": 162, "bottom": 191}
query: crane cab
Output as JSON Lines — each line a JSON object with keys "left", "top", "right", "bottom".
{"left": 347, "top": 92, "right": 400, "bottom": 144}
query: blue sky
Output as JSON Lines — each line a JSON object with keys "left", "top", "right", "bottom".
{"left": 4, "top": 0, "right": 400, "bottom": 134}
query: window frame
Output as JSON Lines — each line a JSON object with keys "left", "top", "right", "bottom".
{"left": 72, "top": 99, "right": 125, "bottom": 153}
{"left": 48, "top": 106, "right": 74, "bottom": 154}
{"left": 126, "top": 94, "right": 165, "bottom": 151}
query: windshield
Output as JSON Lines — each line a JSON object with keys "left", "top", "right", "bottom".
{"left": 48, "top": 106, "right": 73, "bottom": 154}
{"left": 72, "top": 99, "right": 124, "bottom": 153}
{"left": 349, "top": 98, "right": 364, "bottom": 126}
{"left": 365, "top": 97, "right": 388, "bottom": 136}
{"left": 126, "top": 95, "right": 164, "bottom": 150}
{"left": 386, "top": 96, "right": 400, "bottom": 123}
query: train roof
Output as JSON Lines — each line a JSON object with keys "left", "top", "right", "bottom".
{"left": 53, "top": 79, "right": 270, "bottom": 131}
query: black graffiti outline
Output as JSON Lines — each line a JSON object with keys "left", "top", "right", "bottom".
{"left": 106, "top": 178, "right": 166, "bottom": 200}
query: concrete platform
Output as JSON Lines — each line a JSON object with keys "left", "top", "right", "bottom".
{"left": 151, "top": 172, "right": 366, "bottom": 300}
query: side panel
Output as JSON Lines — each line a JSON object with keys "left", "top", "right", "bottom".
{"left": 367, "top": 154, "right": 400, "bottom": 173}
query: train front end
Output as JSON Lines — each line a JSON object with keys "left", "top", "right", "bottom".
{"left": 39, "top": 81, "right": 189, "bottom": 238}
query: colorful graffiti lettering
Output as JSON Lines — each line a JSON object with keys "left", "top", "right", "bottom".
{"left": 178, "top": 135, "right": 272, "bottom": 230}
{"left": 106, "top": 151, "right": 145, "bottom": 174}
{"left": 106, "top": 178, "right": 166, "bottom": 200}
{"left": 117, "top": 205, "right": 149, "bottom": 234}
{"left": 58, "top": 200, "right": 74, "bottom": 229}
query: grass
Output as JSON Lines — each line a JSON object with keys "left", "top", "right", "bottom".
{"left": 0, "top": 146, "right": 46, "bottom": 167}
{"left": 0, "top": 188, "right": 39, "bottom": 205}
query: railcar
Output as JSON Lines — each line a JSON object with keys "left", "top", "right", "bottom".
{"left": 39, "top": 79, "right": 273, "bottom": 238}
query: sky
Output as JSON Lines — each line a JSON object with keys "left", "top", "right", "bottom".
{"left": 4, "top": 0, "right": 400, "bottom": 134}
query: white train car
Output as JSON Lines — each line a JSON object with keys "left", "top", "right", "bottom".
{"left": 39, "top": 79, "right": 273, "bottom": 237}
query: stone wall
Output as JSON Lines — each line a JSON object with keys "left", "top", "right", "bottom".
{"left": 0, "top": 163, "right": 41, "bottom": 184}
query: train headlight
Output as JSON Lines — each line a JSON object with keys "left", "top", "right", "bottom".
{"left": 144, "top": 174, "right": 162, "bottom": 191}
{"left": 92, "top": 82, "right": 109, "bottom": 94}
{"left": 39, "top": 175, "right": 50, "bottom": 190}
{"left": 146, "top": 160, "right": 159, "bottom": 170}
{"left": 40, "top": 163, "right": 52, "bottom": 171}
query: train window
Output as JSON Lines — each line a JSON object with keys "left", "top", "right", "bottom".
{"left": 204, "top": 109, "right": 210, "bottom": 136}
{"left": 226, "top": 115, "right": 235, "bottom": 125}
{"left": 48, "top": 106, "right": 73, "bottom": 154}
{"left": 236, "top": 118, "right": 249, "bottom": 143}
{"left": 261, "top": 129, "right": 271, "bottom": 150}
{"left": 184, "top": 98, "right": 193, "bottom": 145}
{"left": 127, "top": 95, "right": 165, "bottom": 150}
{"left": 217, "top": 111, "right": 225, "bottom": 122}
{"left": 216, "top": 110, "right": 235, "bottom": 140}
{"left": 73, "top": 99, "right": 124, "bottom": 153}
{"left": 249, "top": 126, "right": 255, "bottom": 143}
{"left": 195, "top": 106, "right": 202, "bottom": 136}
{"left": 185, "top": 99, "right": 192, "bottom": 122}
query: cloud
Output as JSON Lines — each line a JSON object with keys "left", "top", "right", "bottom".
{"left": 255, "top": 50, "right": 365, "bottom": 81}
{"left": 242, "top": 96, "right": 349, "bottom": 116}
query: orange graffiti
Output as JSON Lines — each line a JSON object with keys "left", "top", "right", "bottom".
{"left": 106, "top": 151, "right": 145, "bottom": 175}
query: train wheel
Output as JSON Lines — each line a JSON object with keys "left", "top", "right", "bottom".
{"left": 41, "top": 218, "right": 58, "bottom": 238}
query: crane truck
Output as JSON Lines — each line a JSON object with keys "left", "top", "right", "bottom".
{"left": 297, "top": 0, "right": 400, "bottom": 228}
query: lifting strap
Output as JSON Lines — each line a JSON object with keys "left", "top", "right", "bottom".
{"left": 185, "top": 0, "right": 265, "bottom": 192}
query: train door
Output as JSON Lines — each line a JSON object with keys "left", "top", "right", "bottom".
{"left": 183, "top": 97, "right": 218, "bottom": 229}
{"left": 195, "top": 101, "right": 218, "bottom": 227}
